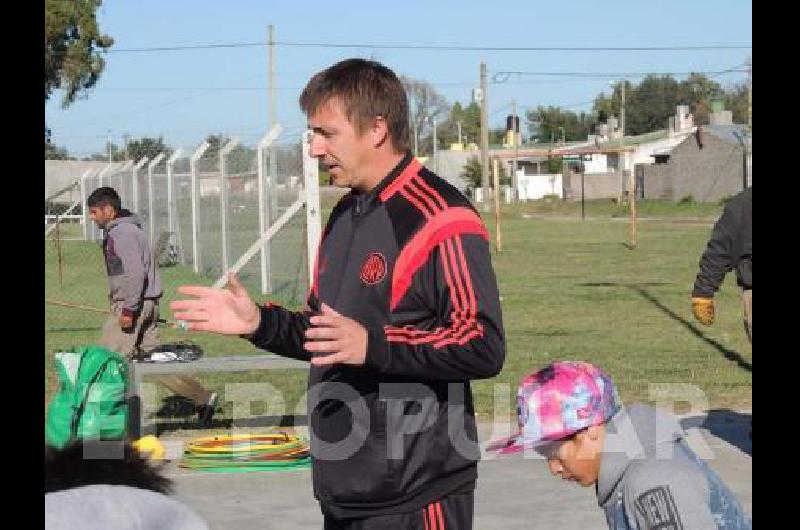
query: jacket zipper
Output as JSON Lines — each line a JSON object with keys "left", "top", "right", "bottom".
{"left": 330, "top": 195, "right": 364, "bottom": 307}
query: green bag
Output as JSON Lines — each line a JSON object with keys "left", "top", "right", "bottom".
{"left": 45, "top": 345, "right": 129, "bottom": 449}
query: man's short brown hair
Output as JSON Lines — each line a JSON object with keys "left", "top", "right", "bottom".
{"left": 300, "top": 58, "right": 410, "bottom": 152}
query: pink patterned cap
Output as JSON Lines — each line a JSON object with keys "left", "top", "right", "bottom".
{"left": 487, "top": 361, "right": 621, "bottom": 454}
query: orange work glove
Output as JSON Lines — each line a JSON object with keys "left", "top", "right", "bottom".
{"left": 691, "top": 296, "right": 714, "bottom": 326}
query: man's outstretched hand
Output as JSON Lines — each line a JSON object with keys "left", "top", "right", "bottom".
{"left": 171, "top": 273, "right": 261, "bottom": 335}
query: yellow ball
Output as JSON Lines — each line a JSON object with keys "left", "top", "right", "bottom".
{"left": 133, "top": 435, "right": 166, "bottom": 460}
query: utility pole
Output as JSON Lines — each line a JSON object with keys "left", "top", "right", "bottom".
{"left": 479, "top": 62, "right": 490, "bottom": 209}
{"left": 413, "top": 119, "right": 419, "bottom": 157}
{"left": 457, "top": 120, "right": 462, "bottom": 146}
{"left": 620, "top": 80, "right": 626, "bottom": 144}
{"left": 511, "top": 99, "right": 518, "bottom": 202}
{"left": 432, "top": 116, "right": 438, "bottom": 173}
{"left": 747, "top": 56, "right": 752, "bottom": 131}
{"left": 618, "top": 80, "right": 627, "bottom": 202}
{"left": 107, "top": 129, "right": 112, "bottom": 163}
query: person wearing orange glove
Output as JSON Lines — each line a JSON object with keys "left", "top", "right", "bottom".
{"left": 691, "top": 187, "right": 751, "bottom": 341}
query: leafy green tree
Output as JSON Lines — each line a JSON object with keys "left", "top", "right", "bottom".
{"left": 546, "top": 155, "right": 563, "bottom": 174}
{"left": 723, "top": 82, "right": 749, "bottom": 125}
{"left": 45, "top": 0, "right": 114, "bottom": 107}
{"left": 460, "top": 156, "right": 483, "bottom": 192}
{"left": 525, "top": 107, "right": 593, "bottom": 143}
{"left": 126, "top": 137, "right": 171, "bottom": 162}
{"left": 460, "top": 155, "right": 507, "bottom": 191}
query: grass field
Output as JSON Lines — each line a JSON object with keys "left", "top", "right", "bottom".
{"left": 45, "top": 197, "right": 751, "bottom": 426}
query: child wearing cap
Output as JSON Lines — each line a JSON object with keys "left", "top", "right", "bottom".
{"left": 488, "top": 361, "right": 750, "bottom": 529}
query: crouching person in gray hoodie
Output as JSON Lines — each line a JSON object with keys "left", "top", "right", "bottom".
{"left": 87, "top": 187, "right": 217, "bottom": 427}
{"left": 487, "top": 361, "right": 750, "bottom": 529}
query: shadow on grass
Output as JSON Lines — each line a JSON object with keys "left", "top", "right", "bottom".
{"left": 578, "top": 282, "right": 751, "bottom": 373}
{"left": 46, "top": 327, "right": 103, "bottom": 333}
{"left": 150, "top": 415, "right": 309, "bottom": 436}
{"left": 144, "top": 396, "right": 308, "bottom": 436}
{"left": 679, "top": 408, "right": 751, "bottom": 457}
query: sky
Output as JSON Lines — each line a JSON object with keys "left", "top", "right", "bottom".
{"left": 45, "top": 0, "right": 752, "bottom": 158}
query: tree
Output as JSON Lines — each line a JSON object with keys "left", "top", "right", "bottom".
{"left": 678, "top": 73, "right": 724, "bottom": 125}
{"left": 45, "top": 0, "right": 114, "bottom": 108}
{"left": 722, "top": 82, "right": 749, "bottom": 125}
{"left": 460, "top": 155, "right": 507, "bottom": 192}
{"left": 525, "top": 107, "right": 593, "bottom": 143}
{"left": 400, "top": 76, "right": 449, "bottom": 154}
{"left": 45, "top": 142, "right": 72, "bottom": 160}
{"left": 593, "top": 74, "right": 738, "bottom": 134}
{"left": 84, "top": 142, "right": 126, "bottom": 162}
{"left": 445, "top": 101, "right": 481, "bottom": 146}
{"left": 126, "top": 136, "right": 171, "bottom": 162}
{"left": 45, "top": 126, "right": 72, "bottom": 160}
{"left": 460, "top": 156, "right": 483, "bottom": 192}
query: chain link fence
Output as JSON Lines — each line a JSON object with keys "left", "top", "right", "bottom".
{"left": 45, "top": 128, "right": 320, "bottom": 347}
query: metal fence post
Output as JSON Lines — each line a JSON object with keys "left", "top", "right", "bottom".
{"left": 302, "top": 130, "right": 321, "bottom": 288}
{"left": 257, "top": 125, "right": 283, "bottom": 294}
{"left": 147, "top": 153, "right": 166, "bottom": 247}
{"left": 166, "top": 149, "right": 183, "bottom": 245}
{"left": 97, "top": 162, "right": 114, "bottom": 189}
{"left": 132, "top": 156, "right": 149, "bottom": 215}
{"left": 79, "top": 169, "right": 92, "bottom": 241}
{"left": 167, "top": 149, "right": 185, "bottom": 264}
{"left": 118, "top": 160, "right": 134, "bottom": 207}
{"left": 219, "top": 139, "right": 240, "bottom": 276}
{"left": 190, "top": 141, "right": 210, "bottom": 274}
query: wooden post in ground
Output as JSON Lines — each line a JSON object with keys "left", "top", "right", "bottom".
{"left": 629, "top": 170, "right": 637, "bottom": 249}
{"left": 493, "top": 158, "right": 502, "bottom": 252}
{"left": 54, "top": 217, "right": 64, "bottom": 289}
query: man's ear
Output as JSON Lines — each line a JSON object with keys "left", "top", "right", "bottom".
{"left": 371, "top": 116, "right": 389, "bottom": 148}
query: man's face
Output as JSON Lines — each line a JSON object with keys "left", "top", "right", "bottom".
{"left": 540, "top": 426, "right": 604, "bottom": 486}
{"left": 88, "top": 204, "right": 116, "bottom": 228}
{"left": 307, "top": 97, "right": 375, "bottom": 191}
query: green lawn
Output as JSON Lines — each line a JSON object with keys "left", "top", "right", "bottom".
{"left": 45, "top": 198, "right": 751, "bottom": 424}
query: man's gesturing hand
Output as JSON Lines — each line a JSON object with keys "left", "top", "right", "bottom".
{"left": 305, "top": 303, "right": 368, "bottom": 367}
{"left": 170, "top": 273, "right": 261, "bottom": 335}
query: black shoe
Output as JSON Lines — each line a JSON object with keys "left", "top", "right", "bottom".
{"left": 197, "top": 392, "right": 218, "bottom": 428}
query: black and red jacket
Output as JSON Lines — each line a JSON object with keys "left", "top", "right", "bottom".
{"left": 248, "top": 152, "right": 505, "bottom": 518}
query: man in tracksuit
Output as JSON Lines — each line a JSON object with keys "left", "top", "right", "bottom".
{"left": 87, "top": 187, "right": 217, "bottom": 427}
{"left": 488, "top": 361, "right": 751, "bottom": 529}
{"left": 171, "top": 58, "right": 506, "bottom": 528}
{"left": 691, "top": 187, "right": 752, "bottom": 342}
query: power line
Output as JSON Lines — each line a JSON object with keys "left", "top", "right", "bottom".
{"left": 76, "top": 67, "right": 748, "bottom": 94}
{"left": 492, "top": 68, "right": 748, "bottom": 82}
{"left": 89, "top": 40, "right": 751, "bottom": 53}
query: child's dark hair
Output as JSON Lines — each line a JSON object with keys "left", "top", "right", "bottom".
{"left": 87, "top": 187, "right": 121, "bottom": 212}
{"left": 45, "top": 439, "right": 172, "bottom": 495}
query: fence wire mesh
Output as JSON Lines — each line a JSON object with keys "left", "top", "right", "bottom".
{"left": 45, "top": 131, "right": 317, "bottom": 351}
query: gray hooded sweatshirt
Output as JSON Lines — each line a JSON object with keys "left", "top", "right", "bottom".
{"left": 102, "top": 211, "right": 162, "bottom": 316}
{"left": 45, "top": 484, "right": 209, "bottom": 530}
{"left": 597, "top": 404, "right": 750, "bottom": 530}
